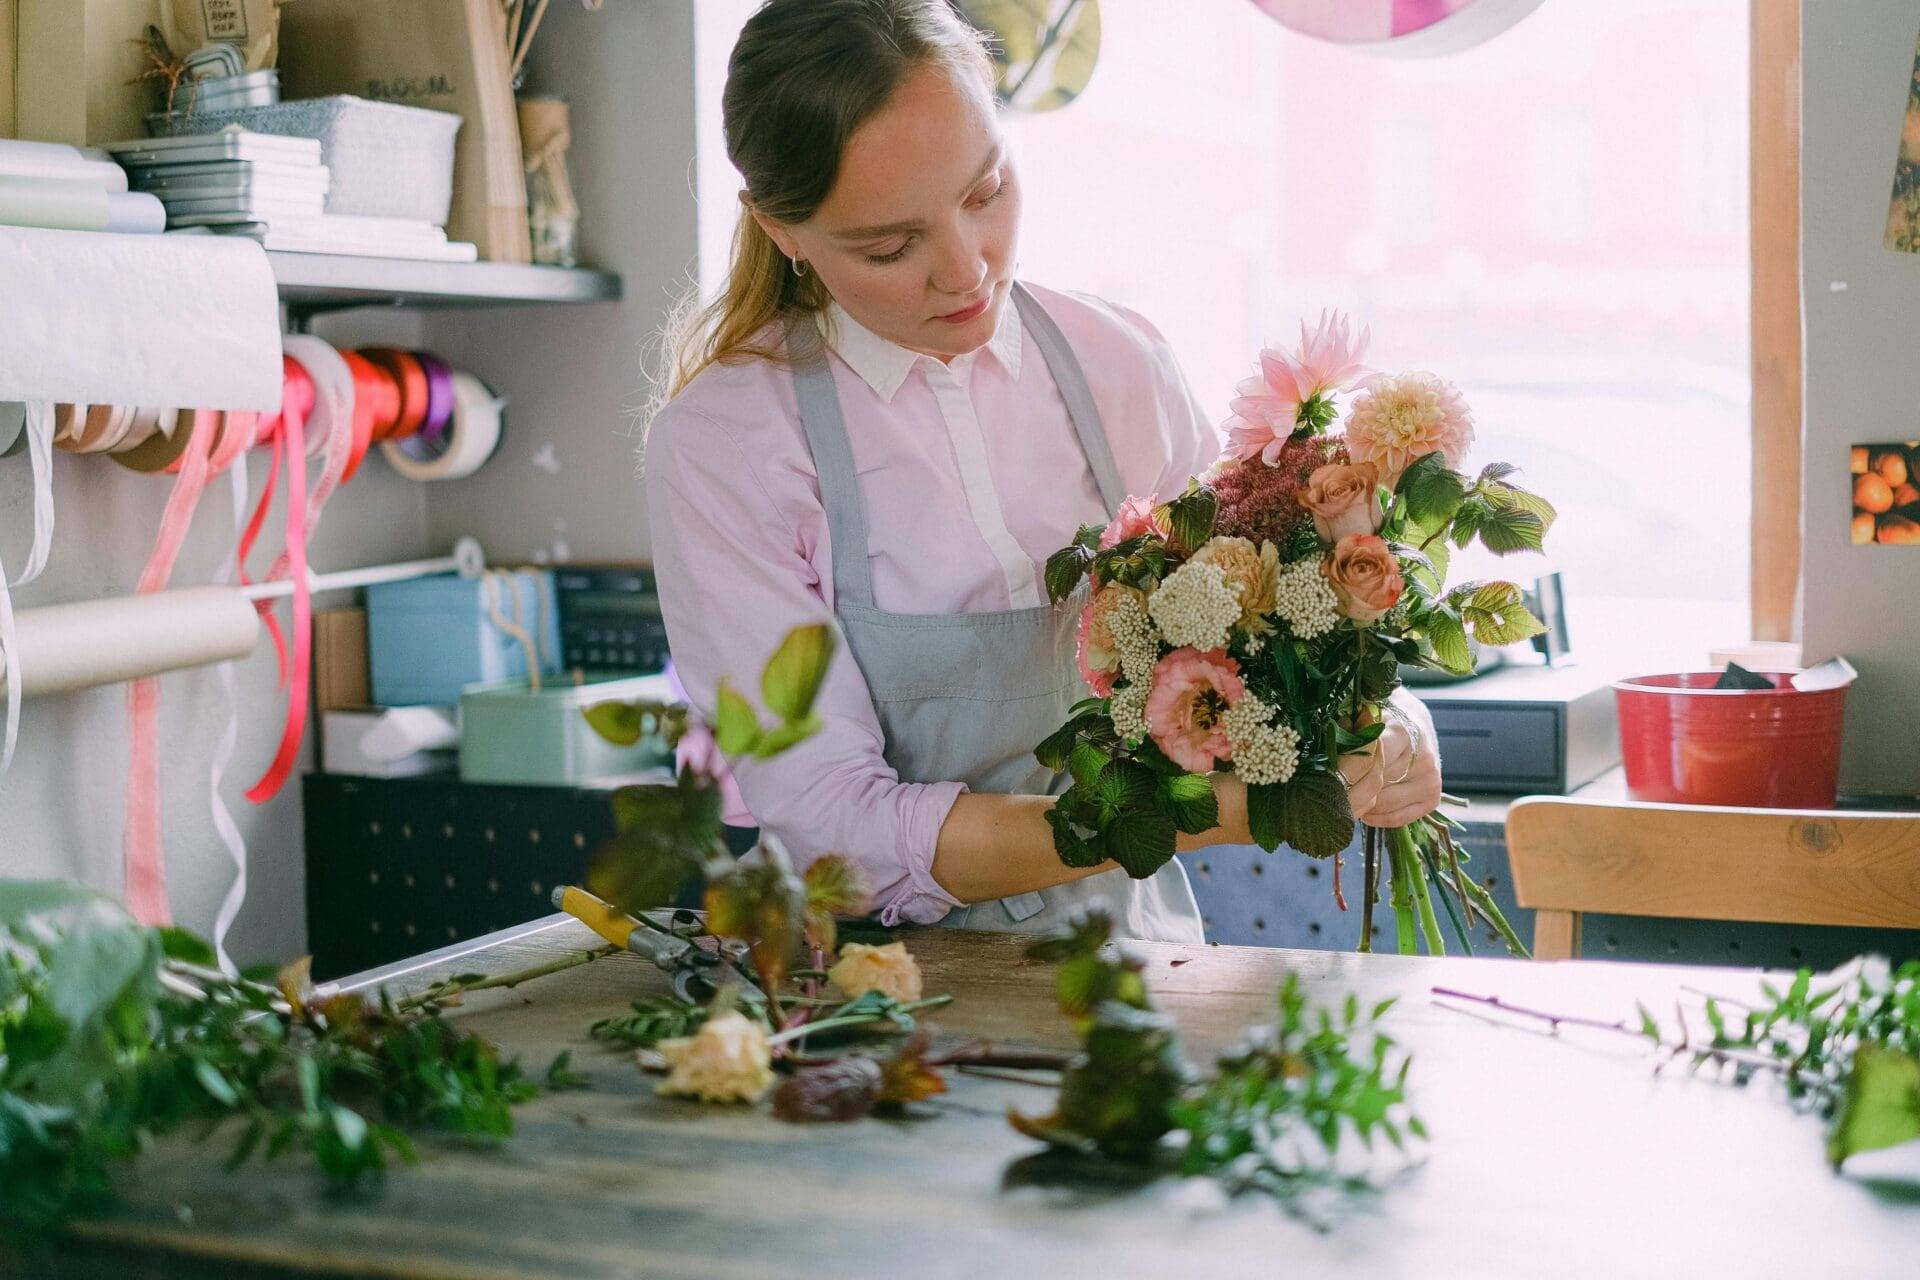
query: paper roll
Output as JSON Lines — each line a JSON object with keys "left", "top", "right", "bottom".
{"left": 0, "top": 226, "right": 281, "bottom": 410}
{"left": 0, "top": 140, "right": 129, "bottom": 191}
{"left": 381, "top": 372, "right": 503, "bottom": 481}
{"left": 0, "top": 587, "right": 260, "bottom": 698}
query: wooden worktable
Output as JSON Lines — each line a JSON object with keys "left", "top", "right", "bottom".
{"left": 25, "top": 917, "right": 1920, "bottom": 1279}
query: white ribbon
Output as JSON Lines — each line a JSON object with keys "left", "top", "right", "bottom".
{"left": 1, "top": 400, "right": 57, "bottom": 772}
{"left": 207, "top": 452, "right": 251, "bottom": 976}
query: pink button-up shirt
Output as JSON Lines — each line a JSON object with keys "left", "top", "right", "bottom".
{"left": 643, "top": 283, "right": 1221, "bottom": 924}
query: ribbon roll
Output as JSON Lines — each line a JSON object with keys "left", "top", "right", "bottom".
{"left": 338, "top": 351, "right": 389, "bottom": 478}
{"left": 359, "top": 348, "right": 429, "bottom": 442}
{"left": 415, "top": 352, "right": 456, "bottom": 447}
{"left": 381, "top": 371, "right": 504, "bottom": 481}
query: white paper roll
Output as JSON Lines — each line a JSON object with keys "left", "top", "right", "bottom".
{"left": 0, "top": 225, "right": 281, "bottom": 409}
{"left": 0, "top": 587, "right": 260, "bottom": 698}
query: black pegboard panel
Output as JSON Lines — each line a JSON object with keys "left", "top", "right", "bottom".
{"left": 302, "top": 774, "right": 736, "bottom": 981}
{"left": 1180, "top": 821, "right": 1920, "bottom": 969}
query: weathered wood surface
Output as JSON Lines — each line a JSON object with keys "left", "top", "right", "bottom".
{"left": 19, "top": 916, "right": 1920, "bottom": 1279}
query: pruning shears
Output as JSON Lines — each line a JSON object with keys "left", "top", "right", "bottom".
{"left": 551, "top": 885, "right": 743, "bottom": 1004}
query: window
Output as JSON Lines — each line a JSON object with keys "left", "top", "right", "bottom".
{"left": 1001, "top": 0, "right": 1751, "bottom": 649}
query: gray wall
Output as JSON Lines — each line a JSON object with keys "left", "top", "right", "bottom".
{"left": 0, "top": 0, "right": 703, "bottom": 961}
{"left": 1800, "top": 0, "right": 1920, "bottom": 794}
{"left": 422, "top": 0, "right": 701, "bottom": 566}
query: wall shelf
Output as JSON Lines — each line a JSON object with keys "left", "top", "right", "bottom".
{"left": 270, "top": 253, "right": 622, "bottom": 323}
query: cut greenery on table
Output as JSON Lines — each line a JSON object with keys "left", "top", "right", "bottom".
{"left": 581, "top": 624, "right": 1039, "bottom": 1117}
{"left": 1434, "top": 956, "right": 1920, "bottom": 1170}
{"left": 0, "top": 880, "right": 587, "bottom": 1239}
{"left": 1010, "top": 908, "right": 1422, "bottom": 1203}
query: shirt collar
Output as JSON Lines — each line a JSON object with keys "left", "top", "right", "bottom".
{"left": 816, "top": 292, "right": 1024, "bottom": 402}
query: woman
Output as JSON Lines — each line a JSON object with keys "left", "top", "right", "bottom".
{"left": 644, "top": 0, "right": 1441, "bottom": 944}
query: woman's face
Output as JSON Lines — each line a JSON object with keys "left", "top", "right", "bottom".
{"left": 753, "top": 62, "right": 1021, "bottom": 362}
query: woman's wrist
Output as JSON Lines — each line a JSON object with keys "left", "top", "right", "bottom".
{"left": 1177, "top": 772, "right": 1250, "bottom": 851}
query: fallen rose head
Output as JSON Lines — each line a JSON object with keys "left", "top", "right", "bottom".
{"left": 1296, "top": 460, "right": 1384, "bottom": 543}
{"left": 1323, "top": 534, "right": 1405, "bottom": 625}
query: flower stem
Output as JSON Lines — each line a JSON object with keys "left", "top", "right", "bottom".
{"left": 765, "top": 994, "right": 954, "bottom": 1048}
{"left": 1398, "top": 826, "right": 1445, "bottom": 955}
{"left": 1387, "top": 833, "right": 1418, "bottom": 954}
{"left": 396, "top": 946, "right": 614, "bottom": 1013}
{"left": 1359, "top": 826, "right": 1379, "bottom": 952}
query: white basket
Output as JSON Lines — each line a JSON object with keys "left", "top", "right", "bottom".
{"left": 148, "top": 95, "right": 461, "bottom": 226}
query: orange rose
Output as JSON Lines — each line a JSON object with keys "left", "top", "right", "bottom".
{"left": 1323, "top": 534, "right": 1404, "bottom": 625}
{"left": 1296, "top": 462, "right": 1384, "bottom": 543}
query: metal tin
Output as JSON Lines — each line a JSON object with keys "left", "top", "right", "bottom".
{"left": 185, "top": 69, "right": 281, "bottom": 113}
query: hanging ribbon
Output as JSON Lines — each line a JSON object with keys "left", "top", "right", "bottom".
{"left": 124, "top": 408, "right": 220, "bottom": 926}
{"left": 206, "top": 422, "right": 254, "bottom": 975}
{"left": 241, "top": 358, "right": 312, "bottom": 804}
{"left": 0, "top": 400, "right": 57, "bottom": 774}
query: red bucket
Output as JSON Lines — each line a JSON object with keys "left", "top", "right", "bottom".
{"left": 1613, "top": 672, "right": 1849, "bottom": 809}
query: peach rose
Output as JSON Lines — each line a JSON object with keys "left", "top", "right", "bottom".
{"left": 1323, "top": 534, "right": 1405, "bottom": 625}
{"left": 1295, "top": 461, "right": 1384, "bottom": 543}
{"left": 828, "top": 941, "right": 923, "bottom": 1002}
{"left": 657, "top": 1011, "right": 774, "bottom": 1103}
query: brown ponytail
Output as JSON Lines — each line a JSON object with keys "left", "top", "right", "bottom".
{"left": 660, "top": 0, "right": 994, "bottom": 402}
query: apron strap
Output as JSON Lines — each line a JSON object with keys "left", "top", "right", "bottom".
{"left": 1011, "top": 282, "right": 1127, "bottom": 517}
{"left": 786, "top": 314, "right": 879, "bottom": 611}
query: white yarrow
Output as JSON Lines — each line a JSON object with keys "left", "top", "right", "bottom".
{"left": 1147, "top": 560, "right": 1242, "bottom": 651}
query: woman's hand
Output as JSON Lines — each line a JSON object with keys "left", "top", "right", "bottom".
{"left": 1178, "top": 773, "right": 1251, "bottom": 852}
{"left": 1339, "top": 688, "right": 1442, "bottom": 829}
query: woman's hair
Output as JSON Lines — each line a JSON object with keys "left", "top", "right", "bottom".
{"left": 660, "top": 0, "right": 995, "bottom": 401}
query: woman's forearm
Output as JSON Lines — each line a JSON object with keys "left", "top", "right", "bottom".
{"left": 928, "top": 775, "right": 1250, "bottom": 904}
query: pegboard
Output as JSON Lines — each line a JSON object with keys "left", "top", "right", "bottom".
{"left": 1179, "top": 822, "right": 1920, "bottom": 969}
{"left": 302, "top": 774, "right": 735, "bottom": 981}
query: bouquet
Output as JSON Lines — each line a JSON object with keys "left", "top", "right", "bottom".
{"left": 1037, "top": 312, "right": 1553, "bottom": 956}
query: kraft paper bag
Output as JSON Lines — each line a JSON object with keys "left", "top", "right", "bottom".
{"left": 278, "top": 0, "right": 530, "bottom": 262}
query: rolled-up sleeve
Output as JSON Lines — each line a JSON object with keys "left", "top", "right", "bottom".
{"left": 643, "top": 404, "right": 966, "bottom": 925}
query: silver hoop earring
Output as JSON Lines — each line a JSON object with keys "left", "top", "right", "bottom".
{"left": 791, "top": 257, "right": 807, "bottom": 278}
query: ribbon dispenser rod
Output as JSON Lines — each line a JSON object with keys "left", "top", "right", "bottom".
{"left": 0, "top": 537, "right": 486, "bottom": 700}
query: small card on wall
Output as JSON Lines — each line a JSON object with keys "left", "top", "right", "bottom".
{"left": 1851, "top": 443, "right": 1920, "bottom": 543}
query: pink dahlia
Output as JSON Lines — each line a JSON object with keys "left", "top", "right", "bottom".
{"left": 1144, "top": 648, "right": 1246, "bottom": 773}
{"left": 1225, "top": 310, "right": 1372, "bottom": 465}
{"left": 1345, "top": 371, "right": 1475, "bottom": 484}
{"left": 1099, "top": 493, "right": 1166, "bottom": 550}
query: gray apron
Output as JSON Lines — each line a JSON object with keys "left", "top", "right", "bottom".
{"left": 789, "top": 283, "right": 1205, "bottom": 945}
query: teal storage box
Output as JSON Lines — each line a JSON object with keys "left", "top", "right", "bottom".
{"left": 459, "top": 672, "right": 678, "bottom": 786}
{"left": 367, "top": 570, "right": 561, "bottom": 708}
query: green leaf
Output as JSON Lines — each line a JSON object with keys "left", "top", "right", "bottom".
{"left": 1829, "top": 1047, "right": 1920, "bottom": 1167}
{"left": 1045, "top": 545, "right": 1093, "bottom": 603}
{"left": 586, "top": 828, "right": 700, "bottom": 915}
{"left": 751, "top": 714, "right": 823, "bottom": 759}
{"left": 761, "top": 624, "right": 836, "bottom": 723}
{"left": 608, "top": 783, "right": 681, "bottom": 836}
{"left": 1160, "top": 486, "right": 1219, "bottom": 554}
{"left": 1334, "top": 720, "right": 1387, "bottom": 753}
{"left": 1093, "top": 759, "right": 1158, "bottom": 815}
{"left": 581, "top": 700, "right": 648, "bottom": 747}
{"left": 1269, "top": 770, "right": 1356, "bottom": 859}
{"left": 158, "top": 926, "right": 218, "bottom": 968}
{"left": 1246, "top": 781, "right": 1284, "bottom": 853}
{"left": 1426, "top": 611, "right": 1473, "bottom": 675}
{"left": 1157, "top": 773, "right": 1218, "bottom": 834}
{"left": 194, "top": 1059, "right": 241, "bottom": 1108}
{"left": 1035, "top": 717, "right": 1087, "bottom": 773}
{"left": 1636, "top": 1003, "right": 1662, "bottom": 1042}
{"left": 1074, "top": 522, "right": 1105, "bottom": 552}
{"left": 1105, "top": 808, "right": 1178, "bottom": 879}
{"left": 1395, "top": 451, "right": 1468, "bottom": 532}
{"left": 1069, "top": 741, "right": 1112, "bottom": 791}
{"left": 1474, "top": 505, "right": 1547, "bottom": 555}
{"left": 712, "top": 680, "right": 761, "bottom": 756}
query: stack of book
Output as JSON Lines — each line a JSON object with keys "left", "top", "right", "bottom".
{"left": 103, "top": 130, "right": 478, "bottom": 262}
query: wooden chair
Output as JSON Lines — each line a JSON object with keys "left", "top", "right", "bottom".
{"left": 1505, "top": 796, "right": 1920, "bottom": 960}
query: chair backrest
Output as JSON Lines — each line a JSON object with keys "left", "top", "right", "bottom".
{"left": 1505, "top": 796, "right": 1920, "bottom": 959}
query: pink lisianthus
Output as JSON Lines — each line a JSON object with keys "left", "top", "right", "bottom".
{"left": 1225, "top": 310, "right": 1371, "bottom": 465}
{"left": 1345, "top": 371, "right": 1475, "bottom": 485}
{"left": 1144, "top": 648, "right": 1246, "bottom": 773}
{"left": 1099, "top": 493, "right": 1168, "bottom": 550}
